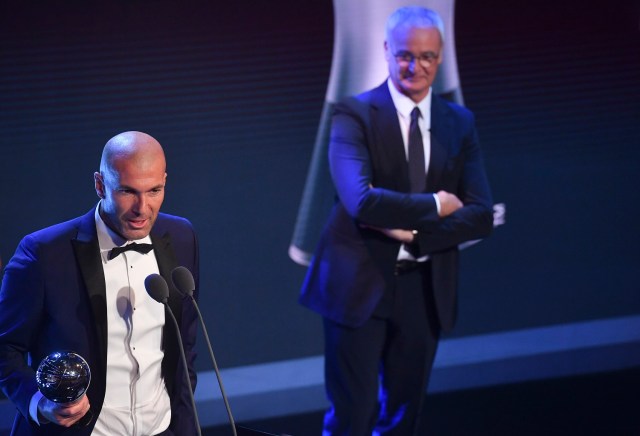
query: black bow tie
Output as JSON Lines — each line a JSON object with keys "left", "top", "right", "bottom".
{"left": 108, "top": 242, "right": 153, "bottom": 260}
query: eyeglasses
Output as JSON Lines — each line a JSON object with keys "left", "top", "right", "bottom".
{"left": 394, "top": 51, "right": 440, "bottom": 68}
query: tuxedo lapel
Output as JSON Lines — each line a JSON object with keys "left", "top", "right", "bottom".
{"left": 151, "top": 230, "right": 182, "bottom": 323}
{"left": 150, "top": 227, "right": 183, "bottom": 393}
{"left": 72, "top": 209, "right": 108, "bottom": 376}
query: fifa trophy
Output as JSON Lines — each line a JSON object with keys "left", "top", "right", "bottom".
{"left": 36, "top": 351, "right": 92, "bottom": 425}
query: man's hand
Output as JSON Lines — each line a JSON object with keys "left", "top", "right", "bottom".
{"left": 375, "top": 228, "right": 414, "bottom": 243}
{"left": 38, "top": 394, "right": 91, "bottom": 427}
{"left": 436, "top": 191, "right": 463, "bottom": 217}
{"left": 361, "top": 224, "right": 414, "bottom": 243}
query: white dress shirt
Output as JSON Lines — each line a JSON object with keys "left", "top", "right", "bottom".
{"left": 92, "top": 204, "right": 171, "bottom": 435}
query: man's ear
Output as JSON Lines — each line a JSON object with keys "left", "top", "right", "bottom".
{"left": 94, "top": 172, "right": 105, "bottom": 199}
{"left": 384, "top": 40, "right": 393, "bottom": 63}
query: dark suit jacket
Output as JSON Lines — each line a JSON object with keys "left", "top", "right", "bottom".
{"left": 0, "top": 208, "right": 200, "bottom": 435}
{"left": 300, "top": 82, "right": 493, "bottom": 332}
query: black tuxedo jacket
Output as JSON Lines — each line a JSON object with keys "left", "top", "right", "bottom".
{"left": 300, "top": 82, "right": 493, "bottom": 332}
{"left": 0, "top": 208, "right": 200, "bottom": 435}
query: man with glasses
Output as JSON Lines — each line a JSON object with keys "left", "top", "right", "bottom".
{"left": 300, "top": 6, "right": 493, "bottom": 435}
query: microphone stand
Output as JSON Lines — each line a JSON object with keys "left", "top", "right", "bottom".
{"left": 146, "top": 274, "right": 202, "bottom": 436}
{"left": 165, "top": 305, "right": 203, "bottom": 436}
{"left": 186, "top": 293, "right": 237, "bottom": 436}
{"left": 172, "top": 266, "right": 237, "bottom": 436}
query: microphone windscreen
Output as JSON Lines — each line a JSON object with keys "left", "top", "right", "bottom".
{"left": 171, "top": 266, "right": 195, "bottom": 297}
{"left": 145, "top": 274, "right": 170, "bottom": 303}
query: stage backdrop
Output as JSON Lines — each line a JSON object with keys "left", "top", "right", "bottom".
{"left": 0, "top": 0, "right": 638, "bottom": 375}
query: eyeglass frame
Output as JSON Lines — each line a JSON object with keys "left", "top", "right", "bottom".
{"left": 393, "top": 50, "right": 440, "bottom": 68}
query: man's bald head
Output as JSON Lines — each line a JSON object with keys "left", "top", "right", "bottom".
{"left": 100, "top": 131, "right": 166, "bottom": 182}
{"left": 94, "top": 131, "right": 168, "bottom": 240}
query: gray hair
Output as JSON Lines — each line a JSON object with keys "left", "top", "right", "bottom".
{"left": 385, "top": 6, "right": 445, "bottom": 46}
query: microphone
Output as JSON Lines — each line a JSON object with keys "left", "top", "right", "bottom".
{"left": 145, "top": 273, "right": 170, "bottom": 303}
{"left": 171, "top": 266, "right": 238, "bottom": 436}
{"left": 171, "top": 266, "right": 196, "bottom": 298}
{"left": 144, "top": 274, "right": 202, "bottom": 436}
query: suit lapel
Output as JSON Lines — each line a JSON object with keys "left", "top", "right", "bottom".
{"left": 370, "top": 83, "right": 412, "bottom": 192}
{"left": 427, "top": 96, "right": 452, "bottom": 190}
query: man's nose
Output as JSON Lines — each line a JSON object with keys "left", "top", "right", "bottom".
{"left": 133, "top": 194, "right": 147, "bottom": 212}
{"left": 408, "top": 58, "right": 418, "bottom": 73}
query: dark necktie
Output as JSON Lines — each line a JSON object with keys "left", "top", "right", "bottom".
{"left": 408, "top": 107, "right": 426, "bottom": 193}
{"left": 108, "top": 242, "right": 153, "bottom": 260}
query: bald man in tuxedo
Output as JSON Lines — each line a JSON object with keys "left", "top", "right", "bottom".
{"left": 0, "top": 131, "right": 199, "bottom": 435}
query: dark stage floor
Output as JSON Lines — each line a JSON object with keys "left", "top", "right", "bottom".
{"left": 203, "top": 366, "right": 640, "bottom": 436}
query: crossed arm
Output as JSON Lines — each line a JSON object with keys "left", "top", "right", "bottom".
{"left": 329, "top": 104, "right": 493, "bottom": 254}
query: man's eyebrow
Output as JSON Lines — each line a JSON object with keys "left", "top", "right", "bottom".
{"left": 116, "top": 183, "right": 164, "bottom": 192}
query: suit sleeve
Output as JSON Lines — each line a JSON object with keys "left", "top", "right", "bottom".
{"left": 0, "top": 235, "right": 45, "bottom": 420}
{"left": 415, "top": 110, "right": 493, "bottom": 254}
{"left": 330, "top": 100, "right": 493, "bottom": 254}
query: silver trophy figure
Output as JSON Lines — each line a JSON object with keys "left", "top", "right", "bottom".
{"left": 36, "top": 351, "right": 91, "bottom": 404}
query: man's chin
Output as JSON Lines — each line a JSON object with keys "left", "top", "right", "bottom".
{"left": 399, "top": 80, "right": 428, "bottom": 95}
{"left": 122, "top": 227, "right": 152, "bottom": 241}
{"left": 402, "top": 88, "right": 429, "bottom": 102}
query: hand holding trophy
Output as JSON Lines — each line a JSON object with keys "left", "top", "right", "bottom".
{"left": 36, "top": 351, "right": 93, "bottom": 427}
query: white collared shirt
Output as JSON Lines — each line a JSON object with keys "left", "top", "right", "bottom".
{"left": 92, "top": 204, "right": 171, "bottom": 435}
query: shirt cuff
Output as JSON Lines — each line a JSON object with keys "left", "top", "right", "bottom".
{"left": 433, "top": 193, "right": 441, "bottom": 215}
{"left": 29, "top": 391, "right": 47, "bottom": 425}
